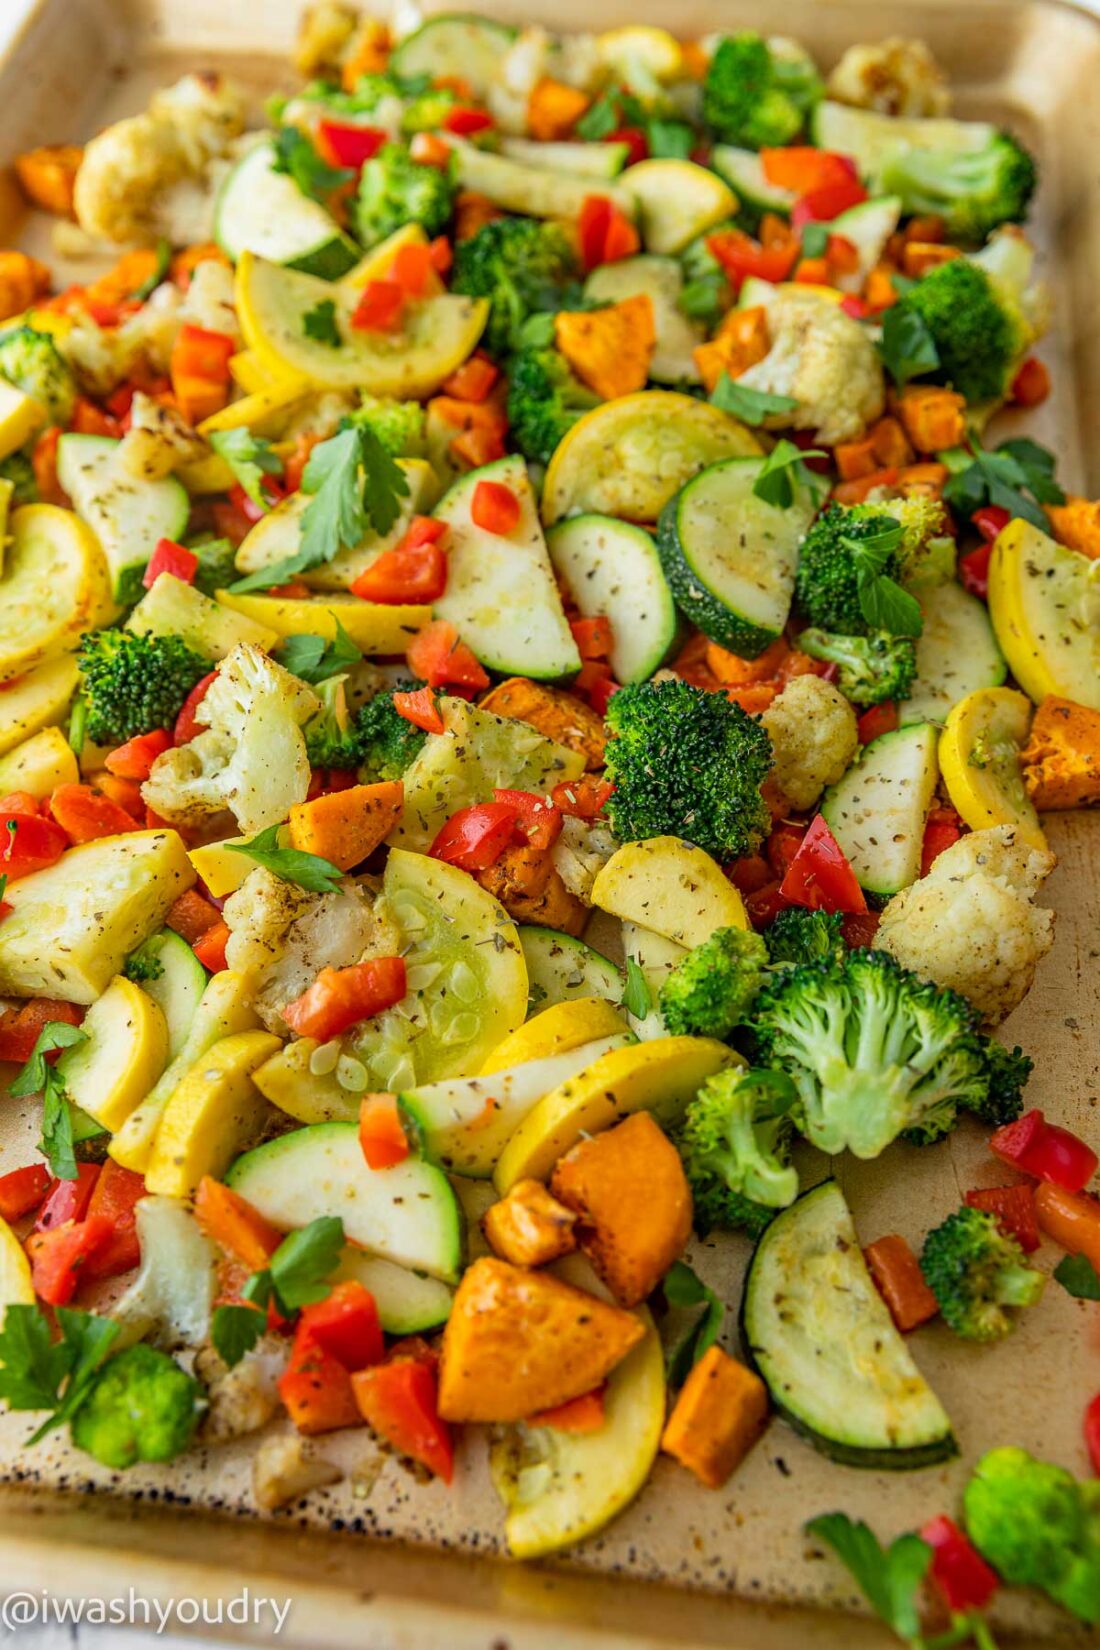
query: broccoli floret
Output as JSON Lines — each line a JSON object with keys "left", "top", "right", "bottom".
{"left": 890, "top": 257, "right": 1025, "bottom": 404}
{"left": 659, "top": 926, "right": 768, "bottom": 1038}
{"left": 353, "top": 143, "right": 456, "bottom": 250}
{"left": 70, "top": 1344, "right": 204, "bottom": 1469}
{"left": 188, "top": 537, "right": 239, "bottom": 598}
{"left": 304, "top": 676, "right": 363, "bottom": 770}
{"left": 0, "top": 326, "right": 76, "bottom": 424}
{"left": 702, "top": 33, "right": 822, "bottom": 151}
{"left": 794, "top": 505, "right": 907, "bottom": 636}
{"left": 763, "top": 907, "right": 846, "bottom": 969}
{"left": 355, "top": 680, "right": 429, "bottom": 782}
{"left": 880, "top": 131, "right": 1037, "bottom": 246}
{"left": 77, "top": 629, "right": 212, "bottom": 747}
{"left": 123, "top": 938, "right": 164, "bottom": 983}
{"left": 401, "top": 87, "right": 459, "bottom": 134}
{"left": 973, "top": 1037, "right": 1031, "bottom": 1127}
{"left": 854, "top": 494, "right": 955, "bottom": 589}
{"left": 604, "top": 678, "right": 773, "bottom": 862}
{"left": 674, "top": 1067, "right": 799, "bottom": 1237}
{"left": 451, "top": 217, "right": 578, "bottom": 358}
{"left": 346, "top": 394, "right": 426, "bottom": 457}
{"left": 798, "top": 629, "right": 917, "bottom": 706}
{"left": 749, "top": 948, "right": 988, "bottom": 1158}
{"left": 0, "top": 450, "right": 38, "bottom": 505}
{"left": 920, "top": 1205, "right": 1045, "bottom": 1341}
{"left": 506, "top": 347, "right": 600, "bottom": 466}
{"left": 964, "top": 1447, "right": 1100, "bottom": 1624}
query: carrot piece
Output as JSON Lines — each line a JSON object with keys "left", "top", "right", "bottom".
{"left": 832, "top": 466, "right": 900, "bottom": 505}
{"left": 482, "top": 1179, "right": 578, "bottom": 1268}
{"left": 554, "top": 294, "right": 655, "bottom": 401}
{"left": 794, "top": 255, "right": 830, "bottom": 285}
{"left": 661, "top": 1346, "right": 769, "bottom": 1488}
{"left": 864, "top": 1234, "right": 939, "bottom": 1332}
{"left": 527, "top": 77, "right": 590, "bottom": 141}
{"left": 897, "top": 461, "right": 949, "bottom": 494}
{"left": 287, "top": 780, "right": 403, "bottom": 871}
{"left": 15, "top": 145, "right": 82, "bottom": 217}
{"left": 528, "top": 1386, "right": 606, "bottom": 1433}
{"left": 704, "top": 636, "right": 788, "bottom": 686}
{"left": 166, "top": 886, "right": 222, "bottom": 945}
{"left": 479, "top": 676, "right": 606, "bottom": 770}
{"left": 864, "top": 264, "right": 899, "bottom": 312}
{"left": 895, "top": 386, "right": 966, "bottom": 453}
{"left": 194, "top": 1175, "right": 283, "bottom": 1271}
{"left": 904, "top": 215, "right": 946, "bottom": 244}
{"left": 834, "top": 437, "right": 878, "bottom": 482}
{"left": 48, "top": 783, "right": 137, "bottom": 843}
{"left": 340, "top": 18, "right": 390, "bottom": 89}
{"left": 1034, "top": 1182, "right": 1100, "bottom": 1273}
{"left": 454, "top": 190, "right": 503, "bottom": 242}
{"left": 0, "top": 250, "right": 51, "bottom": 322}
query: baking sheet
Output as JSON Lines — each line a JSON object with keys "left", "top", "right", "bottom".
{"left": 0, "top": 2, "right": 1098, "bottom": 1643}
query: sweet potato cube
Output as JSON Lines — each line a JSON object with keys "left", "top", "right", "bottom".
{"left": 479, "top": 676, "right": 606, "bottom": 770}
{"left": 1021, "top": 696, "right": 1100, "bottom": 810}
{"left": 555, "top": 294, "right": 656, "bottom": 401}
{"left": 895, "top": 386, "right": 966, "bottom": 453}
{"left": 287, "top": 780, "right": 403, "bottom": 870}
{"left": 661, "top": 1345, "right": 768, "bottom": 1488}
{"left": 438, "top": 1256, "right": 644, "bottom": 1422}
{"left": 482, "top": 1179, "right": 578, "bottom": 1267}
{"left": 550, "top": 1112, "right": 692, "bottom": 1307}
{"left": 1047, "top": 496, "right": 1100, "bottom": 560}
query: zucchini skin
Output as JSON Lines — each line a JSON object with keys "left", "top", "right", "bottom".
{"left": 655, "top": 485, "right": 781, "bottom": 660}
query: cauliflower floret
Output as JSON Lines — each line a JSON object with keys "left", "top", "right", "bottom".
{"left": 179, "top": 258, "right": 240, "bottom": 343}
{"left": 876, "top": 825, "right": 1055, "bottom": 1026}
{"left": 119, "top": 391, "right": 208, "bottom": 480}
{"left": 294, "top": 1, "right": 357, "bottom": 77}
{"left": 826, "top": 37, "right": 949, "bottom": 117}
{"left": 487, "top": 27, "right": 603, "bottom": 133}
{"left": 735, "top": 290, "right": 885, "bottom": 446}
{"left": 551, "top": 816, "right": 618, "bottom": 903}
{"left": 279, "top": 390, "right": 357, "bottom": 445}
{"left": 141, "top": 644, "right": 319, "bottom": 837}
{"left": 760, "top": 674, "right": 859, "bottom": 810}
{"left": 196, "top": 1334, "right": 288, "bottom": 1445}
{"left": 56, "top": 279, "right": 183, "bottom": 395}
{"left": 223, "top": 866, "right": 395, "bottom": 1031}
{"left": 73, "top": 73, "right": 246, "bottom": 246}
{"left": 252, "top": 1431, "right": 342, "bottom": 1511}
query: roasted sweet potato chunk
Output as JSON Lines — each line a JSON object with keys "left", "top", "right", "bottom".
{"left": 661, "top": 1346, "right": 768, "bottom": 1488}
{"left": 482, "top": 1179, "right": 578, "bottom": 1268}
{"left": 1021, "top": 696, "right": 1100, "bottom": 810}
{"left": 479, "top": 676, "right": 607, "bottom": 770}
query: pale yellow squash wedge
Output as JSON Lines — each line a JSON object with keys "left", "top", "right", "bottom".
{"left": 591, "top": 835, "right": 750, "bottom": 948}
{"left": 144, "top": 1029, "right": 282, "bottom": 1198}
{"left": 481, "top": 997, "right": 629, "bottom": 1074}
{"left": 56, "top": 975, "right": 169, "bottom": 1132}
{"left": 0, "top": 506, "right": 113, "bottom": 682}
{"left": 0, "top": 726, "right": 78, "bottom": 798}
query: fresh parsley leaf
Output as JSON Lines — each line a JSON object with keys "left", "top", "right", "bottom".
{"left": 210, "top": 1303, "right": 267, "bottom": 1369}
{"left": 267, "top": 1216, "right": 346, "bottom": 1311}
{"left": 621, "top": 957, "right": 651, "bottom": 1020}
{"left": 800, "top": 221, "right": 829, "bottom": 259}
{"left": 0, "top": 1303, "right": 119, "bottom": 1443}
{"left": 276, "top": 620, "right": 361, "bottom": 685}
{"left": 272, "top": 124, "right": 353, "bottom": 201}
{"left": 805, "top": 1513, "right": 932, "bottom": 1645}
{"left": 997, "top": 437, "right": 1063, "bottom": 505}
{"left": 857, "top": 573, "right": 923, "bottom": 637}
{"left": 209, "top": 428, "right": 283, "bottom": 512}
{"left": 645, "top": 118, "right": 693, "bottom": 160}
{"left": 516, "top": 311, "right": 556, "bottom": 349}
{"left": 133, "top": 237, "right": 171, "bottom": 301}
{"left": 10, "top": 1022, "right": 88, "bottom": 1182}
{"left": 226, "top": 825, "right": 345, "bottom": 895}
{"left": 678, "top": 273, "right": 728, "bottom": 322}
{"left": 942, "top": 436, "right": 1064, "bottom": 535}
{"left": 226, "top": 552, "right": 316, "bottom": 594}
{"left": 303, "top": 298, "right": 343, "bottom": 349}
{"left": 356, "top": 422, "right": 410, "bottom": 537}
{"left": 299, "top": 424, "right": 410, "bottom": 569}
{"left": 575, "top": 91, "right": 622, "bottom": 141}
{"left": 711, "top": 373, "right": 799, "bottom": 426}
{"left": 880, "top": 304, "right": 940, "bottom": 388}
{"left": 1054, "top": 1252, "right": 1100, "bottom": 1301}
{"left": 662, "top": 1261, "right": 724, "bottom": 1387}
{"left": 752, "top": 439, "right": 824, "bottom": 508}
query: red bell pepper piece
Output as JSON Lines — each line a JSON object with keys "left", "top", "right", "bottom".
{"left": 298, "top": 1279, "right": 384, "bottom": 1370}
{"left": 857, "top": 700, "right": 899, "bottom": 744}
{"left": 840, "top": 294, "right": 870, "bottom": 320}
{"left": 350, "top": 537, "right": 448, "bottom": 603}
{"left": 143, "top": 538, "right": 197, "bottom": 589}
{"left": 780, "top": 814, "right": 867, "bottom": 915}
{"left": 352, "top": 1354, "right": 454, "bottom": 1481}
{"left": 958, "top": 541, "right": 993, "bottom": 600}
{"left": 965, "top": 1183, "right": 1040, "bottom": 1253}
{"left": 1010, "top": 356, "right": 1051, "bottom": 408}
{"left": 991, "top": 1109, "right": 1098, "bottom": 1194}
{"left": 578, "top": 194, "right": 639, "bottom": 270}
{"left": 441, "top": 355, "right": 498, "bottom": 401}
{"left": 317, "top": 119, "right": 386, "bottom": 168}
{"left": 571, "top": 659, "right": 619, "bottom": 716}
{"left": 278, "top": 1323, "right": 362, "bottom": 1435}
{"left": 745, "top": 880, "right": 791, "bottom": 930}
{"left": 429, "top": 802, "right": 518, "bottom": 871}
{"left": 406, "top": 619, "right": 489, "bottom": 693}
{"left": 192, "top": 918, "right": 231, "bottom": 973}
{"left": 0, "top": 809, "right": 67, "bottom": 880}
{"left": 760, "top": 147, "right": 857, "bottom": 194}
{"left": 389, "top": 241, "right": 434, "bottom": 298}
{"left": 49, "top": 783, "right": 138, "bottom": 844}
{"left": 470, "top": 478, "right": 521, "bottom": 535}
{"left": 443, "top": 106, "right": 494, "bottom": 137}
{"left": 493, "top": 787, "right": 562, "bottom": 852}
{"left": 920, "top": 805, "right": 963, "bottom": 877}
{"left": 551, "top": 775, "right": 614, "bottom": 820}
{"left": 791, "top": 177, "right": 868, "bottom": 226}
{"left": 35, "top": 1163, "right": 100, "bottom": 1232}
{"left": 428, "top": 235, "right": 453, "bottom": 273}
{"left": 1034, "top": 1182, "right": 1100, "bottom": 1273}
{"left": 840, "top": 909, "right": 880, "bottom": 948}
{"left": 26, "top": 1214, "right": 113, "bottom": 1306}
{"left": 765, "top": 820, "right": 807, "bottom": 881}
{"left": 82, "top": 1160, "right": 146, "bottom": 1279}
{"left": 0, "top": 1164, "right": 51, "bottom": 1222}
{"left": 972, "top": 504, "right": 1011, "bottom": 543}
{"left": 351, "top": 279, "right": 405, "bottom": 333}
{"left": 283, "top": 957, "right": 408, "bottom": 1043}
{"left": 173, "top": 671, "right": 218, "bottom": 745}
{"left": 0, "top": 999, "right": 83, "bottom": 1065}
{"left": 605, "top": 127, "right": 648, "bottom": 166}
{"left": 393, "top": 686, "right": 444, "bottom": 735}
{"left": 708, "top": 227, "right": 799, "bottom": 289}
{"left": 359, "top": 1093, "right": 411, "bottom": 1170}
{"left": 171, "top": 323, "right": 234, "bottom": 382}
{"left": 104, "top": 728, "right": 173, "bottom": 782}
{"left": 726, "top": 853, "right": 772, "bottom": 896}
{"left": 1085, "top": 1392, "right": 1100, "bottom": 1476}
{"left": 528, "top": 1385, "right": 607, "bottom": 1433}
{"left": 570, "top": 615, "right": 613, "bottom": 661}
{"left": 920, "top": 1516, "right": 1000, "bottom": 1613}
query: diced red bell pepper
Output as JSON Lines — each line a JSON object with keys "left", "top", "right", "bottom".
{"left": 528, "top": 1385, "right": 607, "bottom": 1433}
{"left": 317, "top": 119, "right": 386, "bottom": 169}
{"left": 707, "top": 227, "right": 799, "bottom": 289}
{"left": 765, "top": 820, "right": 807, "bottom": 881}
{"left": 70, "top": 396, "right": 123, "bottom": 439}
{"left": 493, "top": 787, "right": 562, "bottom": 852}
{"left": 571, "top": 659, "right": 619, "bottom": 716}
{"left": 972, "top": 505, "right": 1011, "bottom": 543}
{"left": 470, "top": 478, "right": 521, "bottom": 535}
{"left": 173, "top": 671, "right": 218, "bottom": 744}
{"left": 352, "top": 1354, "right": 454, "bottom": 1481}
{"left": 283, "top": 957, "right": 408, "bottom": 1043}
{"left": 791, "top": 177, "right": 868, "bottom": 226}
{"left": 779, "top": 814, "right": 868, "bottom": 915}
{"left": 393, "top": 686, "right": 444, "bottom": 735}
{"left": 840, "top": 294, "right": 871, "bottom": 320}
{"left": 857, "top": 700, "right": 899, "bottom": 744}
{"left": 298, "top": 1279, "right": 384, "bottom": 1370}
{"left": 278, "top": 1324, "right": 362, "bottom": 1435}
{"left": 104, "top": 728, "right": 173, "bottom": 782}
{"left": 964, "top": 1183, "right": 1040, "bottom": 1253}
{"left": 143, "top": 538, "right": 197, "bottom": 589}
{"left": 0, "top": 1164, "right": 51, "bottom": 1222}
{"left": 864, "top": 1234, "right": 940, "bottom": 1332}
{"left": 166, "top": 886, "right": 222, "bottom": 945}
{"left": 578, "top": 194, "right": 639, "bottom": 271}
{"left": 430, "top": 802, "right": 518, "bottom": 871}
{"left": 920, "top": 805, "right": 963, "bottom": 878}
{"left": 991, "top": 1109, "right": 1098, "bottom": 1194}
{"left": 428, "top": 235, "right": 453, "bottom": 274}
{"left": 442, "top": 355, "right": 498, "bottom": 401}
{"left": 350, "top": 538, "right": 448, "bottom": 603}
{"left": 551, "top": 775, "right": 614, "bottom": 820}
{"left": 0, "top": 809, "right": 67, "bottom": 880}
{"left": 82, "top": 1160, "right": 146, "bottom": 1279}
{"left": 192, "top": 918, "right": 231, "bottom": 973}
{"left": 760, "top": 147, "right": 858, "bottom": 194}
{"left": 26, "top": 1214, "right": 113, "bottom": 1306}
{"left": 1010, "top": 356, "right": 1051, "bottom": 408}
{"left": 406, "top": 619, "right": 489, "bottom": 694}
{"left": 35, "top": 1164, "right": 100, "bottom": 1232}
{"left": 919, "top": 1516, "right": 1000, "bottom": 1613}
{"left": 390, "top": 241, "right": 435, "bottom": 298}
{"left": 170, "top": 323, "right": 234, "bottom": 383}
{"left": 745, "top": 880, "right": 791, "bottom": 930}
{"left": 351, "top": 279, "right": 405, "bottom": 333}
{"left": 443, "top": 106, "right": 494, "bottom": 136}
{"left": 840, "top": 909, "right": 880, "bottom": 948}
{"left": 570, "top": 615, "right": 613, "bottom": 661}
{"left": 1085, "top": 1392, "right": 1100, "bottom": 1476}
{"left": 359, "top": 1093, "right": 411, "bottom": 1171}
{"left": 605, "top": 127, "right": 648, "bottom": 166}
{"left": 0, "top": 999, "right": 83, "bottom": 1065}
{"left": 958, "top": 541, "right": 993, "bottom": 601}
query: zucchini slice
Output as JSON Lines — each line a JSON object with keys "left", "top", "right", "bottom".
{"left": 938, "top": 686, "right": 1046, "bottom": 851}
{"left": 711, "top": 145, "right": 796, "bottom": 219}
{"left": 56, "top": 434, "right": 188, "bottom": 604}
{"left": 811, "top": 101, "right": 995, "bottom": 186}
{"left": 390, "top": 14, "right": 516, "bottom": 98}
{"left": 518, "top": 927, "right": 623, "bottom": 1013}
{"left": 447, "top": 138, "right": 634, "bottom": 221}
{"left": 742, "top": 1180, "right": 956, "bottom": 1469}
{"left": 215, "top": 140, "right": 359, "bottom": 279}
{"left": 821, "top": 721, "right": 940, "bottom": 898}
{"left": 901, "top": 578, "right": 1006, "bottom": 726}
{"left": 656, "top": 456, "right": 816, "bottom": 657}
{"left": 501, "top": 137, "right": 631, "bottom": 179}
{"left": 621, "top": 159, "right": 737, "bottom": 256}
{"left": 546, "top": 514, "right": 678, "bottom": 682}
